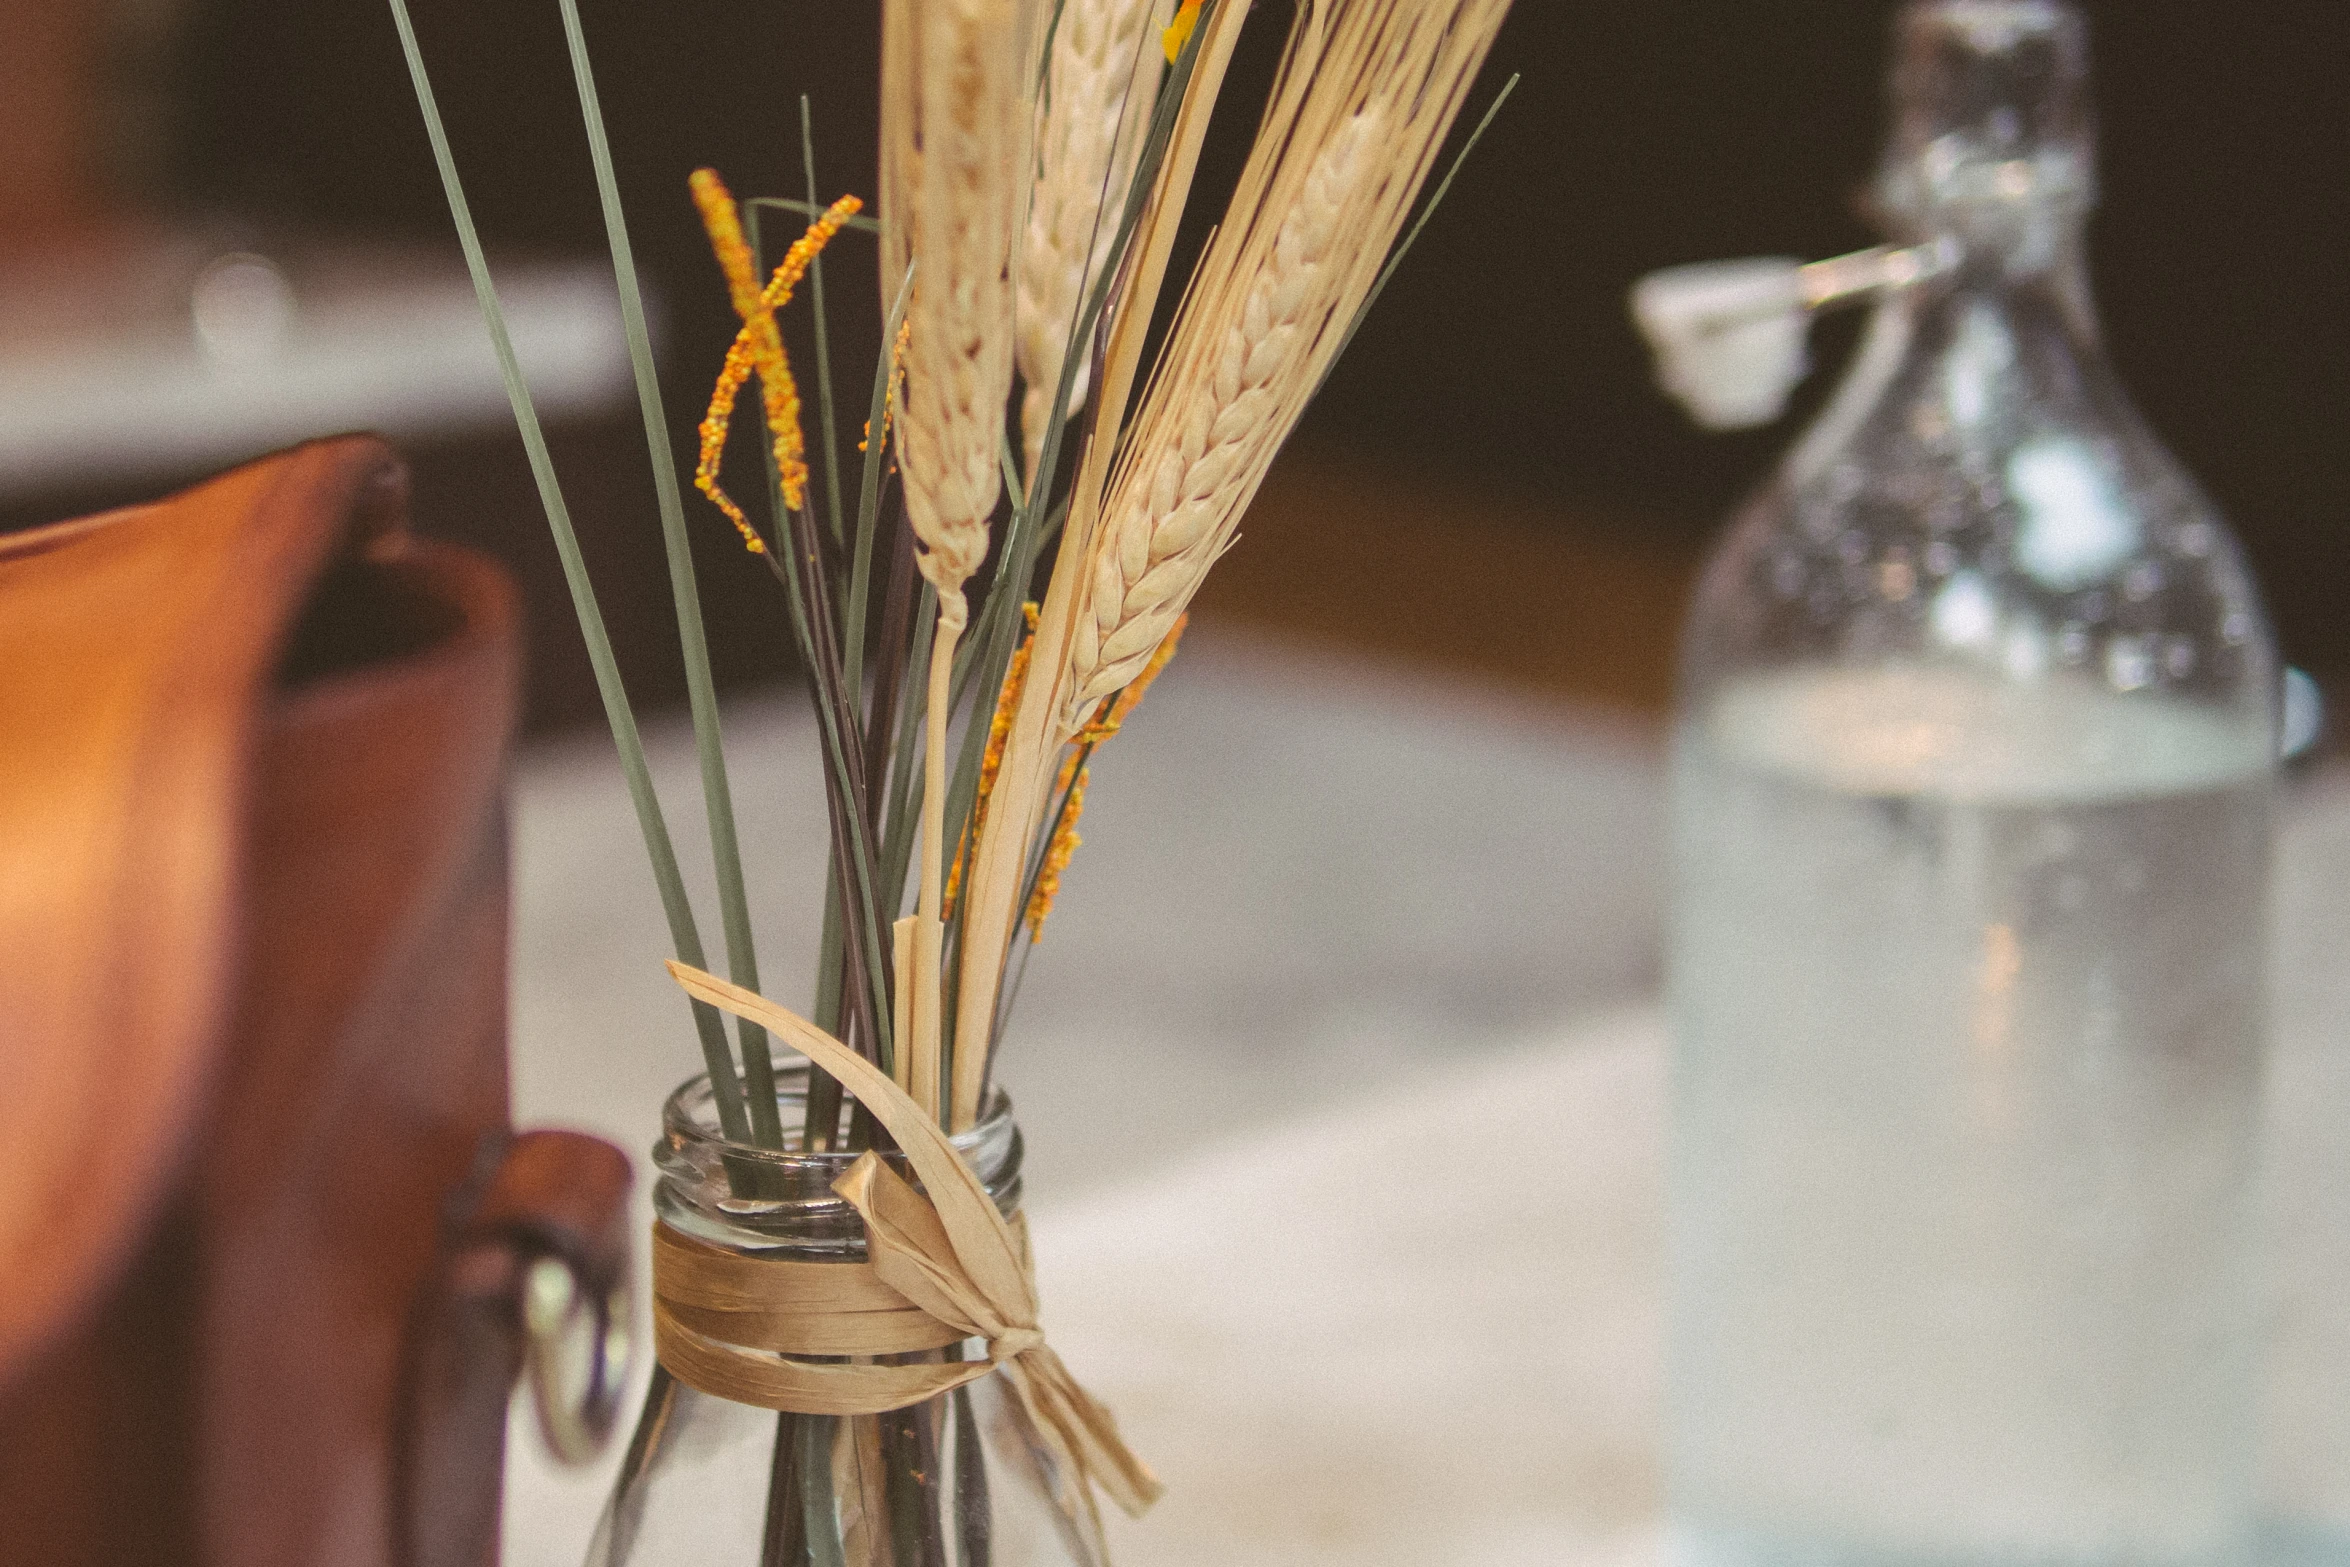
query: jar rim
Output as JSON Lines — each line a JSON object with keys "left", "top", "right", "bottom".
{"left": 672, "top": 1071, "right": 1019, "bottom": 1184}
{"left": 654, "top": 1064, "right": 1023, "bottom": 1252}
{"left": 660, "top": 1064, "right": 1015, "bottom": 1169}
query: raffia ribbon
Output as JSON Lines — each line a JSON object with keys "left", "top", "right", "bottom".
{"left": 655, "top": 961, "right": 1164, "bottom": 1540}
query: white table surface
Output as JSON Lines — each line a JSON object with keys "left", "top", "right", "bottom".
{"left": 500, "top": 634, "right": 2349, "bottom": 1565}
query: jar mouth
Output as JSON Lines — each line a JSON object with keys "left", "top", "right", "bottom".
{"left": 655, "top": 1064, "right": 1024, "bottom": 1254}
{"left": 661, "top": 1064, "right": 1015, "bottom": 1164}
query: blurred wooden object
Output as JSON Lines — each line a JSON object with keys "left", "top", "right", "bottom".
{"left": 0, "top": 438, "right": 630, "bottom": 1566}
{"left": 0, "top": 0, "right": 109, "bottom": 259}
{"left": 1194, "top": 451, "right": 1701, "bottom": 719}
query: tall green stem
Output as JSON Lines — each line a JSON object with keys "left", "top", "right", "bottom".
{"left": 556, "top": 0, "right": 781, "bottom": 1145}
{"left": 800, "top": 95, "right": 847, "bottom": 552}
{"left": 843, "top": 272, "right": 916, "bottom": 717}
{"left": 387, "top": 0, "right": 749, "bottom": 1143}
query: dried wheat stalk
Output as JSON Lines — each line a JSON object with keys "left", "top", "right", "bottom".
{"left": 894, "top": 0, "right": 1022, "bottom": 1123}
{"left": 899, "top": 0, "right": 1020, "bottom": 630}
{"left": 1068, "top": 107, "right": 1382, "bottom": 712}
{"left": 947, "top": 0, "right": 1511, "bottom": 1116}
{"left": 942, "top": 0, "right": 1250, "bottom": 1130}
{"left": 1064, "top": 0, "right": 1509, "bottom": 727}
{"left": 1014, "top": 0, "right": 1170, "bottom": 486}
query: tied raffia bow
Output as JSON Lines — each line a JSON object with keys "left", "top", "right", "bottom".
{"left": 656, "top": 961, "right": 1163, "bottom": 1542}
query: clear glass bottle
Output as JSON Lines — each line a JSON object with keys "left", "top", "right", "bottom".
{"left": 588, "top": 1068, "right": 1100, "bottom": 1567}
{"left": 2264, "top": 860, "right": 2350, "bottom": 1567}
{"left": 1664, "top": 5, "right": 2279, "bottom": 1565}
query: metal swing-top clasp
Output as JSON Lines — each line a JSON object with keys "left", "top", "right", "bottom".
{"left": 1628, "top": 236, "right": 1957, "bottom": 431}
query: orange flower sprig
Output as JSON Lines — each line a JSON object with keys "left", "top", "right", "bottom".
{"left": 690, "top": 168, "right": 862, "bottom": 550}
{"left": 1025, "top": 762, "right": 1087, "bottom": 941}
{"left": 1023, "top": 614, "right": 1187, "bottom": 940}
{"left": 860, "top": 314, "right": 915, "bottom": 459}
{"left": 946, "top": 603, "right": 1039, "bottom": 918}
{"left": 1162, "top": 0, "right": 1202, "bottom": 64}
{"left": 694, "top": 339, "right": 768, "bottom": 554}
{"left": 1075, "top": 611, "right": 1187, "bottom": 747}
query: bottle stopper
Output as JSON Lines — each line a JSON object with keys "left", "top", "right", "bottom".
{"left": 1629, "top": 239, "right": 1954, "bottom": 430}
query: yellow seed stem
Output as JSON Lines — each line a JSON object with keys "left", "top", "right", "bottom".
{"left": 947, "top": 604, "right": 1039, "bottom": 915}
{"left": 689, "top": 169, "right": 861, "bottom": 535}
{"left": 1163, "top": 0, "right": 1201, "bottom": 63}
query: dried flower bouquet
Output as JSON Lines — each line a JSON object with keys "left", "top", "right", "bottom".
{"left": 391, "top": 0, "right": 1513, "bottom": 1562}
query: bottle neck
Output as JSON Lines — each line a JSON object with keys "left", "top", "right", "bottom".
{"left": 1781, "top": 191, "right": 2107, "bottom": 500}
{"left": 1873, "top": 2, "right": 2096, "bottom": 299}
{"left": 1920, "top": 213, "right": 2100, "bottom": 352}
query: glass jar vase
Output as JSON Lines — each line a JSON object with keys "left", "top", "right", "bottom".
{"left": 586, "top": 1067, "right": 1102, "bottom": 1567}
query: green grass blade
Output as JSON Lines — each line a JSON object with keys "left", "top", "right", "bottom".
{"left": 877, "top": 584, "right": 937, "bottom": 923}
{"left": 1015, "top": 738, "right": 1092, "bottom": 923}
{"left": 744, "top": 254, "right": 895, "bottom": 1071}
{"left": 800, "top": 96, "right": 847, "bottom": 552}
{"left": 845, "top": 270, "right": 916, "bottom": 717}
{"left": 556, "top": 0, "right": 779, "bottom": 1147}
{"left": 749, "top": 197, "right": 882, "bottom": 234}
{"left": 757, "top": 487, "right": 894, "bottom": 1073}
{"left": 794, "top": 571, "right": 897, "bottom": 1071}
{"left": 387, "top": 0, "right": 750, "bottom": 1145}
{"left": 1000, "top": 425, "right": 1023, "bottom": 506}
{"left": 1327, "top": 71, "right": 1519, "bottom": 379}
{"left": 743, "top": 204, "right": 860, "bottom": 1145}
{"left": 1034, "top": 0, "right": 1071, "bottom": 98}
{"left": 799, "top": 1417, "right": 849, "bottom": 1567}
{"left": 744, "top": 208, "right": 893, "bottom": 1078}
{"left": 811, "top": 860, "right": 847, "bottom": 1035}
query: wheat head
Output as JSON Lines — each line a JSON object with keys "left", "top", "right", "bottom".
{"left": 896, "top": 0, "right": 1021, "bottom": 628}
{"left": 1014, "top": 0, "right": 1169, "bottom": 484}
{"left": 1059, "top": 0, "right": 1511, "bottom": 730}
{"left": 1066, "top": 108, "right": 1380, "bottom": 716}
{"left": 941, "top": 0, "right": 1251, "bottom": 1128}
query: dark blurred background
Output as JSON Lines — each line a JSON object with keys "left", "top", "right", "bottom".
{"left": 4, "top": 0, "right": 2344, "bottom": 727}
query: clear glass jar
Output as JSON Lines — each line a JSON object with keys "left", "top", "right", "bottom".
{"left": 587, "top": 1067, "right": 1102, "bottom": 1567}
{"left": 1665, "top": 5, "right": 2279, "bottom": 1565}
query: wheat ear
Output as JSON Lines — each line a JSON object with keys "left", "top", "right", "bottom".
{"left": 1014, "top": 0, "right": 1170, "bottom": 486}
{"left": 946, "top": 0, "right": 1509, "bottom": 1098}
{"left": 944, "top": 0, "right": 1250, "bottom": 1129}
{"left": 896, "top": 0, "right": 1021, "bottom": 1124}
{"left": 1069, "top": 110, "right": 1380, "bottom": 715}
{"left": 1064, "top": 0, "right": 1510, "bottom": 730}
